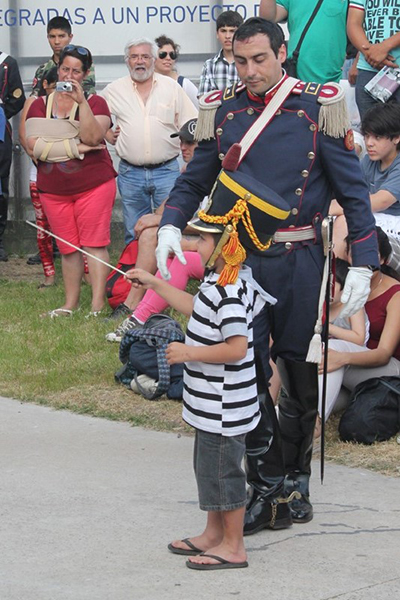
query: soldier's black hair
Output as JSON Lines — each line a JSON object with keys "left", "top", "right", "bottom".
{"left": 361, "top": 102, "right": 400, "bottom": 151}
{"left": 233, "top": 17, "right": 285, "bottom": 57}
{"left": 216, "top": 10, "right": 244, "bottom": 31}
{"left": 47, "top": 16, "right": 72, "bottom": 35}
{"left": 59, "top": 45, "right": 92, "bottom": 72}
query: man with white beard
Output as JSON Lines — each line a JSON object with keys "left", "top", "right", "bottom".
{"left": 102, "top": 38, "right": 197, "bottom": 249}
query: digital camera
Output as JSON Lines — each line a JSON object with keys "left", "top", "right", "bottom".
{"left": 56, "top": 81, "right": 73, "bottom": 92}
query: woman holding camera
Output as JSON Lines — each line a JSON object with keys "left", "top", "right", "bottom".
{"left": 26, "top": 45, "right": 116, "bottom": 317}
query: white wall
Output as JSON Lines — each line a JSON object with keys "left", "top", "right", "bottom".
{"left": 1, "top": 0, "right": 263, "bottom": 86}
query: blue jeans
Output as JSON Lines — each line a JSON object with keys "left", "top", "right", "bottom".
{"left": 118, "top": 158, "right": 180, "bottom": 243}
{"left": 356, "top": 69, "right": 400, "bottom": 120}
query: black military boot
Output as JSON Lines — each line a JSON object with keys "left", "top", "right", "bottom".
{"left": 244, "top": 392, "right": 294, "bottom": 535}
{"left": 277, "top": 358, "right": 319, "bottom": 524}
{"left": 244, "top": 356, "right": 292, "bottom": 536}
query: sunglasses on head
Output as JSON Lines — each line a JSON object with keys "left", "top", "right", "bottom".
{"left": 158, "top": 50, "right": 177, "bottom": 60}
{"left": 63, "top": 44, "right": 89, "bottom": 56}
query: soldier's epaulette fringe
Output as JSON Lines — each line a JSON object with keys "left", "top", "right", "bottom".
{"left": 317, "top": 82, "right": 349, "bottom": 138}
{"left": 194, "top": 90, "right": 222, "bottom": 141}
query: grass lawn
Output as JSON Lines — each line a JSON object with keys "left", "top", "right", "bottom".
{"left": 1, "top": 257, "right": 399, "bottom": 478}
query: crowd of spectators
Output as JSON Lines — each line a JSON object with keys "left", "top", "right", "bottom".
{"left": 2, "top": 4, "right": 399, "bottom": 421}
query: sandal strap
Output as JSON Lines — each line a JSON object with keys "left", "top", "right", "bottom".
{"left": 199, "top": 553, "right": 227, "bottom": 564}
{"left": 49, "top": 308, "right": 73, "bottom": 318}
{"left": 182, "top": 538, "right": 201, "bottom": 553}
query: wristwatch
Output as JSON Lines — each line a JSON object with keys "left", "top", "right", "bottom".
{"left": 365, "top": 265, "right": 380, "bottom": 272}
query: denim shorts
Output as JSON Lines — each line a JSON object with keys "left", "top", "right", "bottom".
{"left": 193, "top": 429, "right": 247, "bottom": 512}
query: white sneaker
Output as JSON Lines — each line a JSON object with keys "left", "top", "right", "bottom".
{"left": 130, "top": 378, "right": 140, "bottom": 394}
{"left": 130, "top": 374, "right": 158, "bottom": 396}
{"left": 105, "top": 316, "right": 141, "bottom": 343}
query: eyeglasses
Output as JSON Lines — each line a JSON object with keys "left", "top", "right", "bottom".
{"left": 158, "top": 51, "right": 177, "bottom": 60}
{"left": 128, "top": 54, "right": 152, "bottom": 62}
{"left": 63, "top": 44, "right": 89, "bottom": 56}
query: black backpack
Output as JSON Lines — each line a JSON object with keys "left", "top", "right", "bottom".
{"left": 115, "top": 314, "right": 185, "bottom": 400}
{"left": 339, "top": 376, "right": 400, "bottom": 444}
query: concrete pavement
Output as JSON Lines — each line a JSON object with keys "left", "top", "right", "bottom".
{"left": 1, "top": 396, "right": 399, "bottom": 600}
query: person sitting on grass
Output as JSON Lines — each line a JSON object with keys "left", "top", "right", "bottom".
{"left": 317, "top": 227, "right": 400, "bottom": 423}
{"left": 125, "top": 171, "right": 290, "bottom": 570}
{"left": 314, "top": 258, "right": 369, "bottom": 439}
{"left": 105, "top": 119, "right": 200, "bottom": 341}
{"left": 332, "top": 102, "right": 400, "bottom": 276}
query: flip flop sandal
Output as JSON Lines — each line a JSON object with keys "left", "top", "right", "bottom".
{"left": 186, "top": 553, "right": 248, "bottom": 570}
{"left": 48, "top": 308, "right": 74, "bottom": 319}
{"left": 168, "top": 538, "right": 202, "bottom": 556}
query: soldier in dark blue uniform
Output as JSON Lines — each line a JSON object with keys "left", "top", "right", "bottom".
{"left": 156, "top": 18, "right": 379, "bottom": 543}
{"left": 0, "top": 51, "right": 25, "bottom": 261}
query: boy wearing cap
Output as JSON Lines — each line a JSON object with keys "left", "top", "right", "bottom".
{"left": 126, "top": 170, "right": 289, "bottom": 570}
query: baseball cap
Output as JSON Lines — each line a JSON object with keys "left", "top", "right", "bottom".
{"left": 170, "top": 118, "right": 198, "bottom": 142}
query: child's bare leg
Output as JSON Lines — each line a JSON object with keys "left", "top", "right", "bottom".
{"left": 169, "top": 511, "right": 223, "bottom": 553}
{"left": 187, "top": 506, "right": 247, "bottom": 565}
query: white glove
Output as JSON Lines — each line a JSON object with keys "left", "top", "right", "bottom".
{"left": 340, "top": 266, "right": 373, "bottom": 319}
{"left": 156, "top": 225, "right": 187, "bottom": 280}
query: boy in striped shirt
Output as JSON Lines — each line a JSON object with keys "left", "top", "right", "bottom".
{"left": 126, "top": 171, "right": 289, "bottom": 570}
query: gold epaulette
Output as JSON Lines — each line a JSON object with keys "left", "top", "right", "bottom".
{"left": 194, "top": 90, "right": 223, "bottom": 142}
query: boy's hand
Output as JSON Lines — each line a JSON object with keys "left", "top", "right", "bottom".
{"left": 124, "top": 268, "right": 157, "bottom": 289}
{"left": 166, "top": 342, "right": 189, "bottom": 365}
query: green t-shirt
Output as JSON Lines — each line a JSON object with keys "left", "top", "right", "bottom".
{"left": 350, "top": 0, "right": 400, "bottom": 73}
{"left": 277, "top": 0, "right": 348, "bottom": 83}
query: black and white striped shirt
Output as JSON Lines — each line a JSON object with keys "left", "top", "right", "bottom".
{"left": 182, "top": 272, "right": 267, "bottom": 436}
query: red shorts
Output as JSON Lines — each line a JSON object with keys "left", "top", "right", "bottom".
{"left": 40, "top": 179, "right": 116, "bottom": 254}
